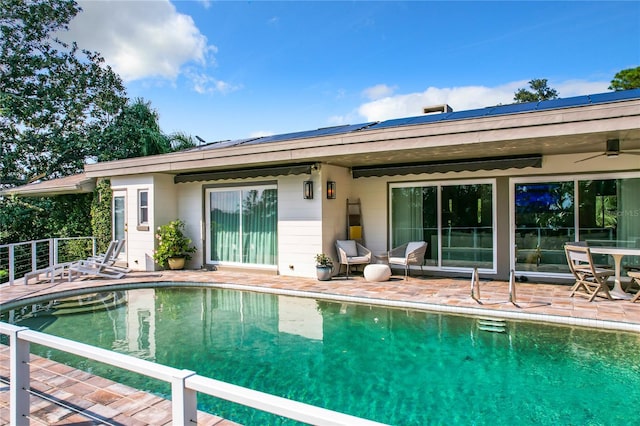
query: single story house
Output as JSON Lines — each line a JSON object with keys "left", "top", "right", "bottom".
{"left": 8, "top": 89, "right": 640, "bottom": 282}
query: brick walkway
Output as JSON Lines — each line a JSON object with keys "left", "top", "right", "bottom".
{"left": 2, "top": 270, "right": 640, "bottom": 424}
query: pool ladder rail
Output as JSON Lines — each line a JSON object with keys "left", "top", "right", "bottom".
{"left": 470, "top": 268, "right": 518, "bottom": 305}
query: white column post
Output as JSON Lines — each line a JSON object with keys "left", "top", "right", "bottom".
{"left": 10, "top": 326, "right": 31, "bottom": 424}
{"left": 31, "top": 241, "right": 37, "bottom": 272}
{"left": 8, "top": 244, "right": 15, "bottom": 285}
{"left": 171, "top": 369, "right": 198, "bottom": 425}
{"left": 52, "top": 238, "right": 59, "bottom": 265}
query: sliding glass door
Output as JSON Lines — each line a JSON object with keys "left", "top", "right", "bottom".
{"left": 206, "top": 185, "right": 277, "bottom": 266}
{"left": 390, "top": 180, "right": 495, "bottom": 270}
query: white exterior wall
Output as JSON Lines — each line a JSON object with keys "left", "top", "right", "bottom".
{"left": 278, "top": 173, "right": 324, "bottom": 277}
{"left": 110, "top": 149, "right": 639, "bottom": 278}
{"left": 321, "top": 165, "right": 351, "bottom": 259}
{"left": 176, "top": 181, "right": 203, "bottom": 270}
{"left": 111, "top": 174, "right": 177, "bottom": 271}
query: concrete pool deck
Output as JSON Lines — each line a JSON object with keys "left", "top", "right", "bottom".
{"left": 2, "top": 270, "right": 640, "bottom": 424}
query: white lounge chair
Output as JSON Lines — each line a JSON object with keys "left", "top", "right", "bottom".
{"left": 89, "top": 239, "right": 125, "bottom": 262}
{"left": 68, "top": 241, "right": 127, "bottom": 281}
{"left": 335, "top": 240, "right": 371, "bottom": 279}
{"left": 388, "top": 241, "right": 427, "bottom": 279}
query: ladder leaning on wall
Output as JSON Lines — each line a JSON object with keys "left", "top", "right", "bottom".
{"left": 347, "top": 199, "right": 364, "bottom": 244}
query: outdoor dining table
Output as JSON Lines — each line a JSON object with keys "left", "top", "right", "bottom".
{"left": 589, "top": 246, "right": 640, "bottom": 299}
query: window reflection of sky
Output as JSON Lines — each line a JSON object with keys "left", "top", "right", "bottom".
{"left": 516, "top": 183, "right": 573, "bottom": 212}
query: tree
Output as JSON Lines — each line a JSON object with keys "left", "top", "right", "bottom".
{"left": 0, "top": 1, "right": 197, "bottom": 245}
{"left": 609, "top": 66, "right": 640, "bottom": 91}
{"left": 0, "top": 0, "right": 127, "bottom": 244}
{"left": 0, "top": 0, "right": 128, "bottom": 187}
{"left": 97, "top": 98, "right": 172, "bottom": 161}
{"left": 95, "top": 98, "right": 196, "bottom": 162}
{"left": 513, "top": 79, "right": 559, "bottom": 103}
{"left": 168, "top": 131, "right": 197, "bottom": 152}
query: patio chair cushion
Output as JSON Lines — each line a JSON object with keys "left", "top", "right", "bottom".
{"left": 406, "top": 241, "right": 424, "bottom": 256}
{"left": 338, "top": 240, "right": 358, "bottom": 257}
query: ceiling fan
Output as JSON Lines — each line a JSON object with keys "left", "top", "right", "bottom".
{"left": 575, "top": 139, "right": 640, "bottom": 163}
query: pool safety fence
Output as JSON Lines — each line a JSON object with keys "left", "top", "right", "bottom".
{"left": 0, "top": 322, "right": 387, "bottom": 426}
{"left": 1, "top": 237, "right": 96, "bottom": 285}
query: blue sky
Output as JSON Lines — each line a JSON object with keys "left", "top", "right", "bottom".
{"left": 65, "top": 1, "right": 639, "bottom": 143}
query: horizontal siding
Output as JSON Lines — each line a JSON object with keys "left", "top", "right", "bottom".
{"left": 278, "top": 175, "right": 322, "bottom": 277}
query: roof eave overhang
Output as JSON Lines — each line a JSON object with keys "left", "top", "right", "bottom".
{"left": 83, "top": 98, "right": 640, "bottom": 178}
{"left": 0, "top": 174, "right": 96, "bottom": 197}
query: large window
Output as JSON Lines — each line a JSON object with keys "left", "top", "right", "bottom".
{"left": 206, "top": 185, "right": 277, "bottom": 266}
{"left": 390, "top": 180, "right": 495, "bottom": 270}
{"left": 513, "top": 175, "right": 640, "bottom": 274}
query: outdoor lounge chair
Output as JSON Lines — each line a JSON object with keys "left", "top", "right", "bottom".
{"left": 68, "top": 241, "right": 128, "bottom": 281}
{"left": 335, "top": 240, "right": 371, "bottom": 279}
{"left": 564, "top": 244, "right": 614, "bottom": 302}
{"left": 88, "top": 240, "right": 131, "bottom": 273}
{"left": 388, "top": 241, "right": 427, "bottom": 279}
{"left": 89, "top": 239, "right": 125, "bottom": 263}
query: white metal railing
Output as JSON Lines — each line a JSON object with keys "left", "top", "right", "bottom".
{"left": 0, "top": 322, "right": 386, "bottom": 426}
{"left": 0, "top": 237, "right": 96, "bottom": 285}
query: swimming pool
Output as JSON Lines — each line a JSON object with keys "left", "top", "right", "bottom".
{"left": 3, "top": 286, "right": 640, "bottom": 425}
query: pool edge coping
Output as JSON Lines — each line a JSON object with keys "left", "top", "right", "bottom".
{"left": 2, "top": 280, "right": 639, "bottom": 334}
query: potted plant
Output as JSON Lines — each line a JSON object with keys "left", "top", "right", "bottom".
{"left": 315, "top": 253, "right": 334, "bottom": 281}
{"left": 153, "top": 220, "right": 197, "bottom": 270}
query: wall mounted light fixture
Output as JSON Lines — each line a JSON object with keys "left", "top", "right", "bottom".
{"left": 326, "top": 181, "right": 336, "bottom": 199}
{"left": 303, "top": 180, "right": 313, "bottom": 199}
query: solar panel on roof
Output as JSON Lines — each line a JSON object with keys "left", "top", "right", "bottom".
{"left": 589, "top": 89, "right": 640, "bottom": 104}
{"left": 488, "top": 102, "right": 537, "bottom": 116}
{"left": 369, "top": 89, "right": 640, "bottom": 132}
{"left": 185, "top": 138, "right": 260, "bottom": 152}
{"left": 185, "top": 89, "right": 640, "bottom": 151}
{"left": 535, "top": 96, "right": 590, "bottom": 110}
{"left": 442, "top": 107, "right": 493, "bottom": 120}
{"left": 241, "top": 122, "right": 376, "bottom": 146}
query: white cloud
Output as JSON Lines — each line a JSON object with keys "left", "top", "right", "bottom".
{"left": 362, "top": 84, "right": 396, "bottom": 100}
{"left": 357, "top": 79, "right": 610, "bottom": 122}
{"left": 187, "top": 70, "right": 242, "bottom": 95}
{"left": 63, "top": 0, "right": 215, "bottom": 82}
{"left": 555, "top": 80, "right": 610, "bottom": 97}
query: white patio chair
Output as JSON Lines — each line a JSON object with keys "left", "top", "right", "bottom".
{"left": 388, "top": 241, "right": 427, "bottom": 279}
{"left": 335, "top": 240, "right": 371, "bottom": 279}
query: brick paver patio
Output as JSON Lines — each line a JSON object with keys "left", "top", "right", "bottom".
{"left": 2, "top": 269, "right": 640, "bottom": 424}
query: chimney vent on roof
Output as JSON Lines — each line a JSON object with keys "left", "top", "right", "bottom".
{"left": 423, "top": 104, "right": 453, "bottom": 114}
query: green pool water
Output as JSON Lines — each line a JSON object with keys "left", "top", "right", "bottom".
{"left": 3, "top": 286, "right": 640, "bottom": 425}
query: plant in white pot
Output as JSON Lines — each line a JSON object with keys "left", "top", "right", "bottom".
{"left": 314, "top": 253, "right": 334, "bottom": 281}
{"left": 153, "top": 220, "right": 197, "bottom": 270}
